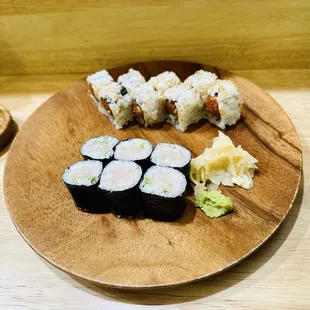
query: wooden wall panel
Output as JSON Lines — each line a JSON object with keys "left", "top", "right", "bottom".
{"left": 0, "top": 1, "right": 309, "bottom": 75}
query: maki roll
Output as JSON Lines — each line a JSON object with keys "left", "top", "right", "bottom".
{"left": 184, "top": 70, "right": 217, "bottom": 92}
{"left": 80, "top": 136, "right": 119, "bottom": 166}
{"left": 114, "top": 138, "right": 153, "bottom": 172}
{"left": 131, "top": 83, "right": 166, "bottom": 127}
{"left": 98, "top": 82, "right": 133, "bottom": 129}
{"left": 117, "top": 69, "right": 146, "bottom": 95}
{"left": 140, "top": 166, "right": 187, "bottom": 221}
{"left": 62, "top": 160, "right": 109, "bottom": 213}
{"left": 203, "top": 80, "right": 243, "bottom": 129}
{"left": 150, "top": 143, "right": 191, "bottom": 178}
{"left": 86, "top": 70, "right": 114, "bottom": 105}
{"left": 98, "top": 160, "right": 143, "bottom": 217}
{"left": 163, "top": 85, "right": 203, "bottom": 132}
{"left": 148, "top": 71, "right": 181, "bottom": 93}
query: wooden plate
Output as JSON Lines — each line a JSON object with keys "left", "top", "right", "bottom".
{"left": 4, "top": 61, "right": 302, "bottom": 289}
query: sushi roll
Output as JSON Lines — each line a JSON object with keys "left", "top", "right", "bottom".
{"left": 150, "top": 143, "right": 191, "bottom": 178}
{"left": 86, "top": 70, "right": 114, "bottom": 104}
{"left": 117, "top": 69, "right": 146, "bottom": 95}
{"left": 98, "top": 160, "right": 143, "bottom": 217}
{"left": 114, "top": 138, "right": 153, "bottom": 172}
{"left": 62, "top": 160, "right": 109, "bottom": 213}
{"left": 203, "top": 80, "right": 243, "bottom": 129}
{"left": 131, "top": 83, "right": 166, "bottom": 127}
{"left": 184, "top": 70, "right": 217, "bottom": 92}
{"left": 98, "top": 82, "right": 133, "bottom": 129}
{"left": 163, "top": 85, "right": 203, "bottom": 132}
{"left": 140, "top": 166, "right": 187, "bottom": 221}
{"left": 148, "top": 71, "right": 181, "bottom": 93}
{"left": 80, "top": 136, "right": 119, "bottom": 166}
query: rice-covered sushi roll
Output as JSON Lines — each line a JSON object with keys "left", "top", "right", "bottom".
{"left": 203, "top": 80, "right": 243, "bottom": 129}
{"left": 117, "top": 69, "right": 146, "bottom": 95}
{"left": 140, "top": 166, "right": 187, "bottom": 221}
{"left": 81, "top": 136, "right": 119, "bottom": 166}
{"left": 62, "top": 160, "right": 109, "bottom": 213}
{"left": 163, "top": 85, "right": 203, "bottom": 132}
{"left": 99, "top": 160, "right": 143, "bottom": 217}
{"left": 148, "top": 71, "right": 181, "bottom": 93}
{"left": 87, "top": 70, "right": 114, "bottom": 104}
{"left": 131, "top": 83, "right": 166, "bottom": 127}
{"left": 114, "top": 138, "right": 153, "bottom": 172}
{"left": 184, "top": 70, "right": 217, "bottom": 92}
{"left": 150, "top": 143, "right": 191, "bottom": 178}
{"left": 98, "top": 82, "right": 133, "bottom": 129}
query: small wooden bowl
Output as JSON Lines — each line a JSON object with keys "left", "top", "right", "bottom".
{"left": 0, "top": 105, "right": 16, "bottom": 151}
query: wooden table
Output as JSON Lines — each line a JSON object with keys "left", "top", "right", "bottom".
{"left": 0, "top": 69, "right": 309, "bottom": 309}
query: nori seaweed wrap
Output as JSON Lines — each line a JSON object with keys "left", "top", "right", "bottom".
{"left": 80, "top": 136, "right": 119, "bottom": 166}
{"left": 139, "top": 166, "right": 187, "bottom": 221}
{"left": 113, "top": 138, "right": 153, "bottom": 172}
{"left": 98, "top": 160, "right": 143, "bottom": 217}
{"left": 150, "top": 143, "right": 191, "bottom": 179}
{"left": 62, "top": 160, "right": 110, "bottom": 213}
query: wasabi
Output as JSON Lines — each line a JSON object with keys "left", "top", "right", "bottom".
{"left": 196, "top": 190, "right": 233, "bottom": 218}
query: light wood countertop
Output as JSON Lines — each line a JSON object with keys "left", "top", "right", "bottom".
{"left": 0, "top": 69, "right": 309, "bottom": 309}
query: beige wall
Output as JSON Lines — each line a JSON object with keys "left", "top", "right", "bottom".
{"left": 0, "top": 0, "right": 309, "bottom": 75}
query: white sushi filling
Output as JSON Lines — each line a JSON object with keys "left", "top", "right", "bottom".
{"left": 140, "top": 166, "right": 186, "bottom": 198}
{"left": 164, "top": 85, "right": 203, "bottom": 132}
{"left": 81, "top": 136, "right": 119, "bottom": 160}
{"left": 184, "top": 70, "right": 217, "bottom": 90}
{"left": 148, "top": 71, "right": 181, "bottom": 93}
{"left": 114, "top": 139, "right": 153, "bottom": 161}
{"left": 98, "top": 82, "right": 133, "bottom": 129}
{"left": 63, "top": 161, "right": 103, "bottom": 187}
{"left": 205, "top": 80, "right": 243, "bottom": 129}
{"left": 117, "top": 69, "right": 145, "bottom": 94}
{"left": 87, "top": 70, "right": 114, "bottom": 99}
{"left": 99, "top": 160, "right": 142, "bottom": 191}
{"left": 151, "top": 143, "right": 191, "bottom": 168}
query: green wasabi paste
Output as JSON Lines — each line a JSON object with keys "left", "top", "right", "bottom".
{"left": 196, "top": 190, "right": 233, "bottom": 218}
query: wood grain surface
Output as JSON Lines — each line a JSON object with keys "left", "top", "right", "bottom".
{"left": 0, "top": 69, "right": 309, "bottom": 309}
{"left": 0, "top": 0, "right": 309, "bottom": 75}
{"left": 3, "top": 62, "right": 302, "bottom": 289}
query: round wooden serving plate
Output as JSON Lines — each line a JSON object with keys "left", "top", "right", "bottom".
{"left": 4, "top": 61, "right": 302, "bottom": 289}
